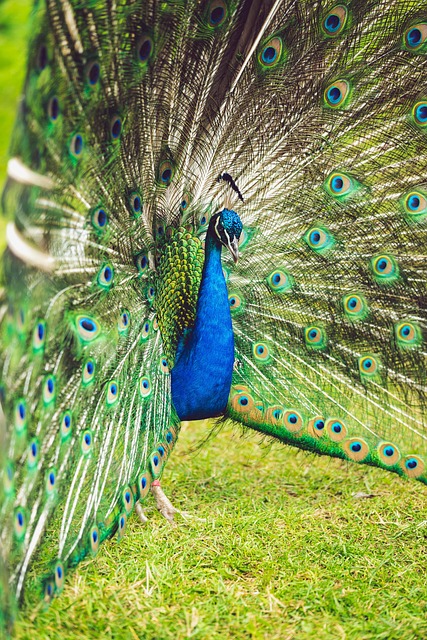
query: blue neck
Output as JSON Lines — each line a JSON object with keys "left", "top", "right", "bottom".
{"left": 171, "top": 234, "right": 234, "bottom": 420}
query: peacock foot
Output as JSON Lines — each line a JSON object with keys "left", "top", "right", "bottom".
{"left": 150, "top": 480, "right": 192, "bottom": 524}
{"left": 135, "top": 502, "right": 149, "bottom": 524}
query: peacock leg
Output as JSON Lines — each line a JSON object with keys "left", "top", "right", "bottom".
{"left": 151, "top": 480, "right": 181, "bottom": 523}
{"left": 135, "top": 502, "right": 149, "bottom": 524}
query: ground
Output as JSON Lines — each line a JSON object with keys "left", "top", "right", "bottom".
{"left": 1, "top": 2, "right": 427, "bottom": 639}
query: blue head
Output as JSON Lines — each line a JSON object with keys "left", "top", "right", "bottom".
{"left": 209, "top": 208, "right": 243, "bottom": 263}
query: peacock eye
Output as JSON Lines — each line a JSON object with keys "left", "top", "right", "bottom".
{"left": 37, "top": 44, "right": 48, "bottom": 70}
{"left": 92, "top": 207, "right": 108, "bottom": 231}
{"left": 322, "top": 5, "right": 348, "bottom": 37}
{"left": 86, "top": 60, "right": 100, "bottom": 85}
{"left": 137, "top": 34, "right": 153, "bottom": 63}
{"left": 413, "top": 102, "right": 427, "bottom": 126}
{"left": 324, "top": 80, "right": 350, "bottom": 108}
{"left": 158, "top": 161, "right": 174, "bottom": 185}
{"left": 48, "top": 96, "right": 59, "bottom": 121}
{"left": 110, "top": 116, "right": 122, "bottom": 139}
{"left": 70, "top": 134, "right": 84, "bottom": 157}
{"left": 258, "top": 36, "right": 284, "bottom": 68}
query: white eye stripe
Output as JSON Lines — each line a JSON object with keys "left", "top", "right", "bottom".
{"left": 214, "top": 215, "right": 222, "bottom": 240}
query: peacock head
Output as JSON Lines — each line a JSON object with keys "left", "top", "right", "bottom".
{"left": 209, "top": 208, "right": 243, "bottom": 263}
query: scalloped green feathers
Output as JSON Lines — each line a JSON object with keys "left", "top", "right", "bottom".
{"left": 2, "top": 0, "right": 427, "bottom": 631}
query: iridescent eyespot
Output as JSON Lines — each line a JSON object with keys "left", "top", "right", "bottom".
{"left": 325, "top": 171, "right": 354, "bottom": 197}
{"left": 158, "top": 161, "right": 174, "bottom": 185}
{"left": 122, "top": 487, "right": 133, "bottom": 513}
{"left": 322, "top": 5, "right": 348, "bottom": 36}
{"left": 231, "top": 390, "right": 255, "bottom": 414}
{"left": 37, "top": 44, "right": 48, "bottom": 71}
{"left": 404, "top": 23, "right": 427, "bottom": 51}
{"left": 147, "top": 285, "right": 155, "bottom": 302}
{"left": 110, "top": 116, "right": 122, "bottom": 139}
{"left": 165, "top": 428, "right": 176, "bottom": 450}
{"left": 343, "top": 438, "right": 369, "bottom": 462}
{"left": 138, "top": 472, "right": 151, "bottom": 500}
{"left": 86, "top": 60, "right": 100, "bottom": 86}
{"left": 61, "top": 411, "right": 72, "bottom": 439}
{"left": 326, "top": 418, "right": 347, "bottom": 442}
{"left": 139, "top": 376, "right": 152, "bottom": 398}
{"left": 343, "top": 293, "right": 368, "bottom": 320}
{"left": 150, "top": 450, "right": 163, "bottom": 478}
{"left": 324, "top": 80, "right": 350, "bottom": 108}
{"left": 304, "top": 326, "right": 326, "bottom": 349}
{"left": 160, "top": 357, "right": 169, "bottom": 374}
{"left": 106, "top": 380, "right": 119, "bottom": 405}
{"left": 413, "top": 102, "right": 427, "bottom": 126}
{"left": 15, "top": 400, "right": 27, "bottom": 432}
{"left": 90, "top": 526, "right": 100, "bottom": 554}
{"left": 267, "top": 269, "right": 293, "bottom": 293}
{"left": 395, "top": 321, "right": 422, "bottom": 348}
{"left": 253, "top": 342, "right": 270, "bottom": 362}
{"left": 371, "top": 254, "right": 399, "bottom": 282}
{"left": 48, "top": 96, "right": 59, "bottom": 121}
{"left": 28, "top": 438, "right": 39, "bottom": 468}
{"left": 54, "top": 561, "right": 65, "bottom": 591}
{"left": 32, "top": 320, "right": 46, "bottom": 352}
{"left": 402, "top": 189, "right": 427, "bottom": 217}
{"left": 141, "top": 320, "right": 151, "bottom": 340}
{"left": 4, "top": 462, "right": 14, "bottom": 495}
{"left": 207, "top": 0, "right": 227, "bottom": 27}
{"left": 378, "top": 441, "right": 400, "bottom": 466}
{"left": 402, "top": 455, "right": 424, "bottom": 478}
{"left": 14, "top": 507, "right": 26, "bottom": 539}
{"left": 135, "top": 252, "right": 149, "bottom": 274}
{"left": 304, "top": 226, "right": 334, "bottom": 253}
{"left": 199, "top": 215, "right": 208, "bottom": 227}
{"left": 70, "top": 134, "right": 83, "bottom": 157}
{"left": 258, "top": 36, "right": 284, "bottom": 68}
{"left": 358, "top": 355, "right": 378, "bottom": 376}
{"left": 228, "top": 292, "right": 245, "bottom": 314}
{"left": 265, "top": 405, "right": 284, "bottom": 425}
{"left": 92, "top": 207, "right": 108, "bottom": 231}
{"left": 118, "top": 310, "right": 130, "bottom": 334}
{"left": 137, "top": 34, "right": 153, "bottom": 63}
{"left": 81, "top": 430, "right": 93, "bottom": 454}
{"left": 46, "top": 468, "right": 57, "bottom": 494}
{"left": 129, "top": 192, "right": 142, "bottom": 217}
{"left": 44, "top": 581, "right": 54, "bottom": 603}
{"left": 118, "top": 513, "right": 127, "bottom": 539}
{"left": 43, "top": 376, "right": 55, "bottom": 405}
{"left": 97, "top": 263, "right": 114, "bottom": 288}
{"left": 284, "top": 410, "right": 304, "bottom": 433}
{"left": 82, "top": 359, "right": 95, "bottom": 385}
{"left": 76, "top": 315, "right": 101, "bottom": 342}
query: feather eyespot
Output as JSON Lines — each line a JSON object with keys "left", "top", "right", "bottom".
{"left": 371, "top": 254, "right": 399, "bottom": 283}
{"left": 61, "top": 411, "right": 72, "bottom": 439}
{"left": 326, "top": 418, "right": 347, "bottom": 442}
{"left": 413, "top": 102, "right": 427, "bottom": 126}
{"left": 253, "top": 342, "right": 270, "bottom": 362}
{"left": 322, "top": 5, "right": 348, "bottom": 36}
{"left": 85, "top": 60, "right": 100, "bottom": 86}
{"left": 46, "top": 468, "right": 57, "bottom": 495}
{"left": 395, "top": 321, "right": 422, "bottom": 348}
{"left": 14, "top": 507, "right": 26, "bottom": 540}
{"left": 4, "top": 462, "right": 14, "bottom": 495}
{"left": 81, "top": 430, "right": 93, "bottom": 455}
{"left": 149, "top": 450, "right": 163, "bottom": 478}
{"left": 325, "top": 171, "right": 354, "bottom": 197}
{"left": 28, "top": 438, "right": 39, "bottom": 468}
{"left": 402, "top": 455, "right": 424, "bottom": 478}
{"left": 77, "top": 315, "right": 101, "bottom": 342}
{"left": 160, "top": 357, "right": 169, "bottom": 374}
{"left": 43, "top": 376, "right": 56, "bottom": 405}
{"left": 402, "top": 189, "right": 427, "bottom": 217}
{"left": 231, "top": 390, "right": 255, "bottom": 414}
{"left": 118, "top": 513, "right": 127, "bottom": 540}
{"left": 106, "top": 380, "right": 119, "bottom": 405}
{"left": 141, "top": 320, "right": 151, "bottom": 340}
{"left": 122, "top": 487, "right": 134, "bottom": 514}
{"left": 304, "top": 326, "right": 326, "bottom": 349}
{"left": 359, "top": 355, "right": 379, "bottom": 376}
{"left": 129, "top": 192, "right": 142, "bottom": 217}
{"left": 137, "top": 34, "right": 153, "bottom": 63}
{"left": 48, "top": 96, "right": 59, "bottom": 121}
{"left": 207, "top": 0, "right": 228, "bottom": 27}
{"left": 378, "top": 442, "right": 400, "bottom": 466}
{"left": 284, "top": 410, "right": 304, "bottom": 433}
{"left": 343, "top": 293, "right": 368, "bottom": 320}
{"left": 308, "top": 417, "right": 326, "bottom": 438}
{"left": 54, "top": 561, "right": 65, "bottom": 591}
{"left": 158, "top": 161, "right": 174, "bottom": 186}
{"left": 118, "top": 310, "right": 130, "bottom": 334}
{"left": 139, "top": 376, "right": 152, "bottom": 398}
{"left": 135, "top": 252, "right": 149, "bottom": 274}
{"left": 138, "top": 472, "right": 151, "bottom": 500}
{"left": 228, "top": 292, "right": 245, "bottom": 314}
{"left": 92, "top": 207, "right": 108, "bottom": 231}
{"left": 343, "top": 438, "right": 369, "bottom": 462}
{"left": 110, "top": 116, "right": 122, "bottom": 139}
{"left": 165, "top": 427, "right": 177, "bottom": 451}
{"left": 97, "top": 263, "right": 114, "bottom": 289}
{"left": 37, "top": 44, "right": 48, "bottom": 71}
{"left": 267, "top": 269, "right": 293, "bottom": 293}
{"left": 70, "top": 134, "right": 83, "bottom": 158}
{"left": 258, "top": 36, "right": 284, "bottom": 68}
{"left": 324, "top": 80, "right": 350, "bottom": 108}
{"left": 147, "top": 285, "right": 155, "bottom": 303}
{"left": 90, "top": 526, "right": 100, "bottom": 554}
{"left": 15, "top": 399, "right": 27, "bottom": 432}
{"left": 305, "top": 226, "right": 334, "bottom": 253}
{"left": 82, "top": 359, "right": 96, "bottom": 385}
{"left": 404, "top": 23, "right": 427, "bottom": 51}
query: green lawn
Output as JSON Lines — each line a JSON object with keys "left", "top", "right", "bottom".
{"left": 2, "top": 2, "right": 427, "bottom": 639}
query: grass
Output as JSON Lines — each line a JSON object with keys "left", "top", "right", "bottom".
{"left": 2, "top": 2, "right": 427, "bottom": 639}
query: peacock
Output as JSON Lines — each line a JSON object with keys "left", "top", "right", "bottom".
{"left": 1, "top": 0, "right": 427, "bottom": 631}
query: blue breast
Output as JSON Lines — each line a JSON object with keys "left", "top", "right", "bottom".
{"left": 171, "top": 237, "right": 234, "bottom": 421}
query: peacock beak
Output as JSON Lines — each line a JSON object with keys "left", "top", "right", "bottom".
{"left": 228, "top": 237, "right": 239, "bottom": 263}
